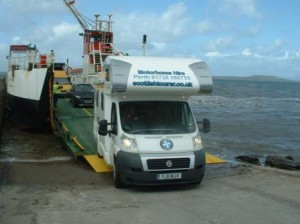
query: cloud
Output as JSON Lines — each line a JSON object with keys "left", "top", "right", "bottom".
{"left": 241, "top": 48, "right": 262, "bottom": 58}
{"left": 194, "top": 20, "right": 215, "bottom": 33}
{"left": 151, "top": 42, "right": 167, "bottom": 51}
{"left": 160, "top": 2, "right": 189, "bottom": 37}
{"left": 241, "top": 38, "right": 287, "bottom": 59}
{"left": 0, "top": 0, "right": 62, "bottom": 12}
{"left": 243, "top": 24, "right": 261, "bottom": 36}
{"left": 11, "top": 36, "right": 22, "bottom": 44}
{"left": 45, "top": 23, "right": 81, "bottom": 44}
{"left": 1, "top": 21, "right": 83, "bottom": 67}
{"left": 43, "top": 23, "right": 83, "bottom": 65}
{"left": 203, "top": 0, "right": 262, "bottom": 38}
{"left": 275, "top": 50, "right": 300, "bottom": 61}
{"left": 277, "top": 51, "right": 290, "bottom": 60}
{"left": 113, "top": 2, "right": 190, "bottom": 55}
{"left": 219, "top": 0, "right": 261, "bottom": 19}
{"left": 242, "top": 48, "right": 251, "bottom": 56}
{"left": 205, "top": 51, "right": 221, "bottom": 57}
{"left": 204, "top": 51, "right": 232, "bottom": 58}
{"left": 274, "top": 38, "right": 284, "bottom": 48}
{"left": 207, "top": 37, "right": 236, "bottom": 51}
{"left": 241, "top": 45, "right": 300, "bottom": 62}
{"left": 0, "top": 0, "right": 66, "bottom": 35}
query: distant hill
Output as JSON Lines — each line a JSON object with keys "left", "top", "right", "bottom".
{"left": 213, "top": 75, "right": 296, "bottom": 82}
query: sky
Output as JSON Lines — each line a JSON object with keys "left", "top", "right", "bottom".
{"left": 0, "top": 0, "right": 300, "bottom": 80}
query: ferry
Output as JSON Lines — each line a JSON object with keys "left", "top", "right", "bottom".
{"left": 2, "top": 1, "right": 225, "bottom": 182}
{"left": 6, "top": 44, "right": 55, "bottom": 131}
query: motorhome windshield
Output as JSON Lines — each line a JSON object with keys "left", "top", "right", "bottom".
{"left": 120, "top": 101, "right": 196, "bottom": 134}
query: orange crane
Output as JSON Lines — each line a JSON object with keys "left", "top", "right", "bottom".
{"left": 63, "top": 0, "right": 112, "bottom": 32}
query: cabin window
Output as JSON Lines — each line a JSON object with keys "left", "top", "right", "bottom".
{"left": 111, "top": 103, "right": 118, "bottom": 135}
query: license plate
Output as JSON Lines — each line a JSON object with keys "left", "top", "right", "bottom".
{"left": 84, "top": 100, "right": 92, "bottom": 103}
{"left": 157, "top": 173, "right": 182, "bottom": 180}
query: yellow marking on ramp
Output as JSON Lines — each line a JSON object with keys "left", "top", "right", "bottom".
{"left": 84, "top": 155, "right": 113, "bottom": 173}
{"left": 72, "top": 137, "right": 85, "bottom": 151}
{"left": 61, "top": 122, "right": 69, "bottom": 132}
{"left": 82, "top": 108, "right": 93, "bottom": 117}
{"left": 84, "top": 153, "right": 225, "bottom": 173}
{"left": 206, "top": 152, "right": 226, "bottom": 164}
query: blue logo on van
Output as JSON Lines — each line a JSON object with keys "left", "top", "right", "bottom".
{"left": 160, "top": 139, "right": 173, "bottom": 150}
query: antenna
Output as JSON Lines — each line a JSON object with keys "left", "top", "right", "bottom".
{"left": 107, "top": 14, "right": 113, "bottom": 32}
{"left": 95, "top": 14, "right": 100, "bottom": 30}
{"left": 142, "top": 34, "right": 147, "bottom": 56}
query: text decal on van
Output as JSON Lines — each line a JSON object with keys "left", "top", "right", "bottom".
{"left": 133, "top": 81, "right": 193, "bottom": 87}
{"left": 132, "top": 70, "right": 193, "bottom": 88}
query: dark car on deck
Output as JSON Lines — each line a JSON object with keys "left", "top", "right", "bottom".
{"left": 69, "top": 84, "right": 94, "bottom": 107}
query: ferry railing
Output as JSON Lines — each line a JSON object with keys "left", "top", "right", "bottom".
{"left": 88, "top": 42, "right": 103, "bottom": 73}
{"left": 8, "top": 51, "right": 54, "bottom": 71}
{"left": 8, "top": 55, "right": 30, "bottom": 71}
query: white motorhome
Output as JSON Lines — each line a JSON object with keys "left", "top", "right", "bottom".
{"left": 93, "top": 56, "right": 213, "bottom": 188}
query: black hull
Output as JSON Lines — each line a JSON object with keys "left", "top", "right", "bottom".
{"left": 6, "top": 67, "right": 54, "bottom": 131}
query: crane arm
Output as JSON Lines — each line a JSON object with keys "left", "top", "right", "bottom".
{"left": 63, "top": 0, "right": 90, "bottom": 30}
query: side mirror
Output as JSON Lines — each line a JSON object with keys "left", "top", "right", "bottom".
{"left": 98, "top": 120, "right": 108, "bottom": 136}
{"left": 202, "top": 118, "right": 210, "bottom": 133}
{"left": 197, "top": 118, "right": 210, "bottom": 133}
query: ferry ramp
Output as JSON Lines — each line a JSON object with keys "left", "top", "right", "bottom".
{"left": 54, "top": 98, "right": 225, "bottom": 173}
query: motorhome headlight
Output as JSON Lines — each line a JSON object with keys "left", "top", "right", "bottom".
{"left": 121, "top": 134, "right": 138, "bottom": 152}
{"left": 193, "top": 133, "right": 203, "bottom": 150}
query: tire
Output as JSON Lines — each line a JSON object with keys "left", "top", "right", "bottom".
{"left": 114, "top": 157, "right": 125, "bottom": 189}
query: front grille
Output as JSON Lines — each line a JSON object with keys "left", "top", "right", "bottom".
{"left": 147, "top": 158, "right": 190, "bottom": 170}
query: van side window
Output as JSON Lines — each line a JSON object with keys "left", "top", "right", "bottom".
{"left": 101, "top": 93, "right": 104, "bottom": 111}
{"left": 111, "top": 103, "right": 118, "bottom": 134}
{"left": 96, "top": 90, "right": 99, "bottom": 107}
{"left": 105, "top": 68, "right": 110, "bottom": 81}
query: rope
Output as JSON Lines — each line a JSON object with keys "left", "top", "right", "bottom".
{"left": 48, "top": 67, "right": 55, "bottom": 132}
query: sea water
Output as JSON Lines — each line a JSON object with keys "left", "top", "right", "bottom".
{"left": 191, "top": 78, "right": 300, "bottom": 161}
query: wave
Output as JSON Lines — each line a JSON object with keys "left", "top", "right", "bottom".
{"left": 190, "top": 95, "right": 300, "bottom": 114}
